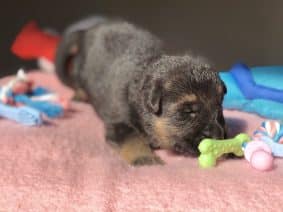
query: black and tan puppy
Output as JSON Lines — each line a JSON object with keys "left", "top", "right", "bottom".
{"left": 55, "top": 16, "right": 227, "bottom": 165}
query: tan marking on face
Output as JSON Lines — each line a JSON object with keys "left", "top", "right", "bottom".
{"left": 153, "top": 118, "right": 179, "bottom": 149}
{"left": 167, "top": 94, "right": 199, "bottom": 116}
{"left": 178, "top": 94, "right": 198, "bottom": 103}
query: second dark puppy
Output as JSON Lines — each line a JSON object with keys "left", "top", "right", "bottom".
{"left": 55, "top": 16, "right": 227, "bottom": 165}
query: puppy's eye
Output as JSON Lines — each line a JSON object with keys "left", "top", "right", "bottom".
{"left": 177, "top": 110, "right": 197, "bottom": 122}
{"left": 177, "top": 104, "right": 200, "bottom": 121}
{"left": 183, "top": 109, "right": 197, "bottom": 118}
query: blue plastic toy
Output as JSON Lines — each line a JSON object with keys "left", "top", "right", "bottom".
{"left": 220, "top": 63, "right": 283, "bottom": 119}
{"left": 230, "top": 63, "right": 283, "bottom": 103}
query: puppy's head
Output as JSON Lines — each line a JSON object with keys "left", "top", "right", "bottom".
{"left": 141, "top": 55, "right": 227, "bottom": 156}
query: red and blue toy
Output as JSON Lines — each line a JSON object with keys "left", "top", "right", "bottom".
{"left": 0, "top": 69, "right": 70, "bottom": 126}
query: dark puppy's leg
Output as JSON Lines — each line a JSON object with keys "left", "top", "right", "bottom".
{"left": 106, "top": 123, "right": 164, "bottom": 166}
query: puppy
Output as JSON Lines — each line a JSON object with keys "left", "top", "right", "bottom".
{"left": 55, "top": 16, "right": 227, "bottom": 165}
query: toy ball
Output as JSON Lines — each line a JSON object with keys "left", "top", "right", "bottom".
{"left": 250, "top": 150, "right": 274, "bottom": 171}
{"left": 244, "top": 141, "right": 274, "bottom": 171}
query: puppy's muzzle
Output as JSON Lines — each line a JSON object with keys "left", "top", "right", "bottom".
{"left": 201, "top": 119, "right": 226, "bottom": 140}
{"left": 173, "top": 114, "right": 226, "bottom": 156}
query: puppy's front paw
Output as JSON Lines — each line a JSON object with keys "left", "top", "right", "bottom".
{"left": 132, "top": 155, "right": 164, "bottom": 166}
{"left": 110, "top": 133, "right": 165, "bottom": 166}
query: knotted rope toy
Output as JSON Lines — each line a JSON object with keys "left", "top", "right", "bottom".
{"left": 253, "top": 120, "right": 283, "bottom": 147}
{"left": 0, "top": 69, "right": 70, "bottom": 125}
{"left": 0, "top": 69, "right": 42, "bottom": 126}
{"left": 241, "top": 120, "right": 283, "bottom": 171}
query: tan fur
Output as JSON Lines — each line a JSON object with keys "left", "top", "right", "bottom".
{"left": 153, "top": 118, "right": 176, "bottom": 148}
{"left": 153, "top": 94, "right": 198, "bottom": 147}
{"left": 118, "top": 135, "right": 163, "bottom": 165}
{"left": 178, "top": 94, "right": 197, "bottom": 104}
{"left": 167, "top": 94, "right": 198, "bottom": 115}
{"left": 164, "top": 80, "right": 172, "bottom": 90}
{"left": 73, "top": 88, "right": 89, "bottom": 102}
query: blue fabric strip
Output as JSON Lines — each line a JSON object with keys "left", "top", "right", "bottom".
{"left": 0, "top": 103, "right": 42, "bottom": 126}
{"left": 14, "top": 95, "right": 63, "bottom": 118}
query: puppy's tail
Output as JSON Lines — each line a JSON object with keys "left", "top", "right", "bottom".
{"left": 55, "top": 16, "right": 107, "bottom": 86}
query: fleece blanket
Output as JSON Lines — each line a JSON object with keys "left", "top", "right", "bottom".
{"left": 0, "top": 71, "right": 283, "bottom": 212}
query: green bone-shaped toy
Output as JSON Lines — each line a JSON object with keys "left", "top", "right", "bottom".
{"left": 198, "top": 133, "right": 250, "bottom": 168}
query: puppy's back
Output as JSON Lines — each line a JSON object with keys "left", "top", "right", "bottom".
{"left": 56, "top": 17, "right": 163, "bottom": 124}
{"left": 82, "top": 20, "right": 163, "bottom": 123}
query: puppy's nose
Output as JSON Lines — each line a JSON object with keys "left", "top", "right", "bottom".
{"left": 202, "top": 121, "right": 225, "bottom": 139}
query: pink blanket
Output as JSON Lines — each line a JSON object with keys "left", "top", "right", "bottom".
{"left": 1, "top": 71, "right": 283, "bottom": 211}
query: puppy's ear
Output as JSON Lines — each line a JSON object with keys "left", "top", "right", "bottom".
{"left": 221, "top": 80, "right": 227, "bottom": 94}
{"left": 55, "top": 30, "right": 82, "bottom": 86}
{"left": 143, "top": 76, "right": 163, "bottom": 115}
